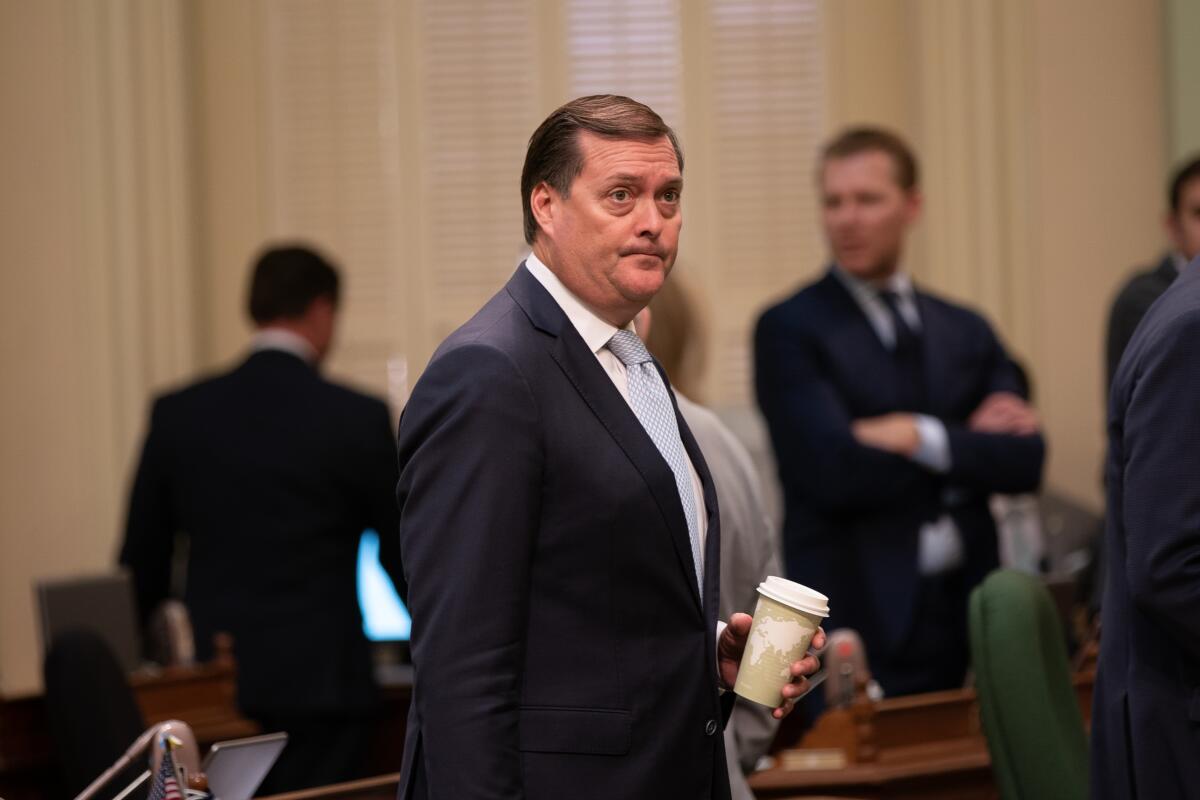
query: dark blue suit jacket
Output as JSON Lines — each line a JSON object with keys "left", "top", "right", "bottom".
{"left": 120, "top": 349, "right": 404, "bottom": 716}
{"left": 395, "top": 267, "right": 729, "bottom": 800}
{"left": 1092, "top": 258, "right": 1200, "bottom": 800}
{"left": 754, "top": 270, "right": 1044, "bottom": 661}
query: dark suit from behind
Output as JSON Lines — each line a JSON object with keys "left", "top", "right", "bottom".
{"left": 395, "top": 267, "right": 730, "bottom": 800}
{"left": 120, "top": 347, "right": 404, "bottom": 789}
{"left": 1105, "top": 254, "right": 1178, "bottom": 391}
{"left": 755, "top": 270, "right": 1044, "bottom": 694}
{"left": 1092, "top": 258, "right": 1200, "bottom": 800}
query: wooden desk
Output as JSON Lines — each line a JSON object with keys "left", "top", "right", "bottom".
{"left": 749, "top": 671, "right": 1095, "bottom": 800}
{"left": 260, "top": 773, "right": 400, "bottom": 800}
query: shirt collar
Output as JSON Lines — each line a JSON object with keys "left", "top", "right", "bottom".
{"left": 250, "top": 327, "right": 318, "bottom": 364}
{"left": 832, "top": 263, "right": 914, "bottom": 301}
{"left": 523, "top": 251, "right": 634, "bottom": 354}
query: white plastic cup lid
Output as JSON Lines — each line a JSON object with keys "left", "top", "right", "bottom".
{"left": 756, "top": 576, "right": 830, "bottom": 618}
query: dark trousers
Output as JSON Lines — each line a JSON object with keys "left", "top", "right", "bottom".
{"left": 252, "top": 714, "right": 373, "bottom": 795}
{"left": 873, "top": 569, "right": 970, "bottom": 697}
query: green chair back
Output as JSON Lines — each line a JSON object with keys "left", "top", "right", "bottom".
{"left": 968, "top": 569, "right": 1088, "bottom": 800}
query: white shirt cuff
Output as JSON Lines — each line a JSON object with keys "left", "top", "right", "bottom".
{"left": 918, "top": 515, "right": 966, "bottom": 575}
{"left": 912, "top": 415, "right": 951, "bottom": 473}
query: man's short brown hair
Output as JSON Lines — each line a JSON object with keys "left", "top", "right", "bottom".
{"left": 821, "top": 126, "right": 919, "bottom": 192}
{"left": 521, "top": 95, "right": 683, "bottom": 245}
{"left": 247, "top": 244, "right": 340, "bottom": 324}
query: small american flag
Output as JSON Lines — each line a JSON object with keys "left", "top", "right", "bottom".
{"left": 148, "top": 737, "right": 183, "bottom": 800}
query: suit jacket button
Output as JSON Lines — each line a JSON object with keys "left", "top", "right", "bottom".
{"left": 704, "top": 719, "right": 718, "bottom": 736}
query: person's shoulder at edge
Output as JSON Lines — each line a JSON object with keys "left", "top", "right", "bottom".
{"left": 1111, "top": 255, "right": 1177, "bottom": 304}
{"left": 1112, "top": 272, "right": 1200, "bottom": 395}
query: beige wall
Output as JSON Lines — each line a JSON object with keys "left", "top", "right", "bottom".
{"left": 1166, "top": 0, "right": 1200, "bottom": 161}
{"left": 1026, "top": 0, "right": 1165, "bottom": 508}
{"left": 1, "top": 0, "right": 197, "bottom": 695}
{"left": 0, "top": 0, "right": 1170, "bottom": 695}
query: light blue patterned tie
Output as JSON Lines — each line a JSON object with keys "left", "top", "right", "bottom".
{"left": 606, "top": 329, "right": 703, "bottom": 590}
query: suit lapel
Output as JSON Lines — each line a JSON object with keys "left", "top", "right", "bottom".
{"left": 675, "top": 395, "right": 720, "bottom": 616}
{"left": 821, "top": 272, "right": 905, "bottom": 403}
{"left": 505, "top": 267, "right": 703, "bottom": 612}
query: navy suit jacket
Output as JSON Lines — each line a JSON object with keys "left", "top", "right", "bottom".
{"left": 395, "top": 266, "right": 729, "bottom": 800}
{"left": 1092, "top": 259, "right": 1200, "bottom": 800}
{"left": 1105, "top": 254, "right": 1178, "bottom": 392}
{"left": 754, "top": 270, "right": 1044, "bottom": 659}
{"left": 120, "top": 349, "right": 404, "bottom": 716}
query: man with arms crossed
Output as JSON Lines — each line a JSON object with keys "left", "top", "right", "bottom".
{"left": 755, "top": 128, "right": 1044, "bottom": 696}
{"left": 395, "top": 95, "right": 822, "bottom": 800}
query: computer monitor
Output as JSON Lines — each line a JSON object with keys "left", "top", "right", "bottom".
{"left": 35, "top": 571, "right": 141, "bottom": 673}
{"left": 356, "top": 529, "right": 411, "bottom": 642}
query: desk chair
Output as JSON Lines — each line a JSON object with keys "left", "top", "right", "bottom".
{"left": 43, "top": 629, "right": 145, "bottom": 800}
{"left": 969, "top": 569, "right": 1088, "bottom": 800}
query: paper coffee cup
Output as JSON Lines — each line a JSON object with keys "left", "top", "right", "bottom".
{"left": 733, "top": 577, "right": 829, "bottom": 708}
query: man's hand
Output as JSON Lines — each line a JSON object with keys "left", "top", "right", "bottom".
{"left": 969, "top": 392, "right": 1039, "bottom": 435}
{"left": 718, "top": 612, "right": 826, "bottom": 720}
{"left": 851, "top": 413, "right": 920, "bottom": 457}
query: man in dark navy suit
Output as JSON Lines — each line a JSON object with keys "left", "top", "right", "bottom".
{"left": 1092, "top": 254, "right": 1200, "bottom": 800}
{"left": 754, "top": 127, "right": 1045, "bottom": 697}
{"left": 120, "top": 245, "right": 405, "bottom": 792}
{"left": 395, "top": 95, "right": 823, "bottom": 800}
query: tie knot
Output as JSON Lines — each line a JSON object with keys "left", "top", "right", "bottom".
{"left": 879, "top": 289, "right": 903, "bottom": 310}
{"left": 606, "top": 329, "right": 653, "bottom": 366}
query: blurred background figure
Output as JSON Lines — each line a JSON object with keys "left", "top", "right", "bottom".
{"left": 754, "top": 127, "right": 1046, "bottom": 698}
{"left": 119, "top": 245, "right": 405, "bottom": 793}
{"left": 640, "top": 276, "right": 781, "bottom": 800}
{"left": 1105, "top": 154, "right": 1200, "bottom": 392}
{"left": 988, "top": 358, "right": 1047, "bottom": 576}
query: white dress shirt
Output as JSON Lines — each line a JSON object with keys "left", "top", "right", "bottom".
{"left": 833, "top": 266, "right": 964, "bottom": 575}
{"left": 251, "top": 327, "right": 318, "bottom": 363}
{"left": 524, "top": 253, "right": 710, "bottom": 565}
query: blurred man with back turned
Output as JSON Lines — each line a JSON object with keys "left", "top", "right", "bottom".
{"left": 1105, "top": 154, "right": 1200, "bottom": 391}
{"left": 754, "top": 127, "right": 1045, "bottom": 697}
{"left": 394, "top": 95, "right": 822, "bottom": 800}
{"left": 1093, "top": 248, "right": 1200, "bottom": 797}
{"left": 641, "top": 278, "right": 783, "bottom": 800}
{"left": 120, "top": 245, "right": 405, "bottom": 792}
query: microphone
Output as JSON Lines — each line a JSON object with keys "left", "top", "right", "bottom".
{"left": 823, "top": 628, "right": 875, "bottom": 708}
{"left": 74, "top": 720, "right": 205, "bottom": 800}
{"left": 151, "top": 719, "right": 204, "bottom": 789}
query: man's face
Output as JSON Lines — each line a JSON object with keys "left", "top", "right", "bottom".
{"left": 530, "top": 132, "right": 682, "bottom": 327}
{"left": 1167, "top": 176, "right": 1200, "bottom": 261}
{"left": 820, "top": 150, "right": 920, "bottom": 282}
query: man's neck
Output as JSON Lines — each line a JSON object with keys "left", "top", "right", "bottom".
{"left": 252, "top": 326, "right": 318, "bottom": 364}
{"left": 836, "top": 262, "right": 906, "bottom": 291}
{"left": 526, "top": 245, "right": 635, "bottom": 328}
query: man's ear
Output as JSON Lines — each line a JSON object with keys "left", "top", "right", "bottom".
{"left": 904, "top": 188, "right": 923, "bottom": 226}
{"left": 530, "top": 182, "right": 557, "bottom": 238}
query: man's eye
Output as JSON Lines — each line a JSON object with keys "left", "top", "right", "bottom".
{"left": 662, "top": 190, "right": 680, "bottom": 203}
{"left": 611, "top": 190, "right": 630, "bottom": 202}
